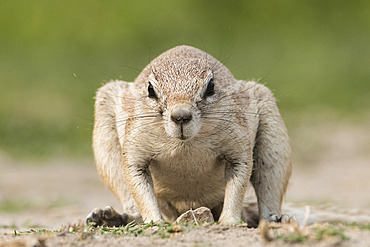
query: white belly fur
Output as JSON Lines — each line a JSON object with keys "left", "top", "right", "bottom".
{"left": 149, "top": 138, "right": 227, "bottom": 214}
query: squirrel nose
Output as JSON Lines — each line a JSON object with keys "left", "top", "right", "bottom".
{"left": 171, "top": 106, "right": 193, "bottom": 124}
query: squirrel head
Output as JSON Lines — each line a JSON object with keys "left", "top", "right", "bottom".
{"left": 135, "top": 45, "right": 235, "bottom": 140}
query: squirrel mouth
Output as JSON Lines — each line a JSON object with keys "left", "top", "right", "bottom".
{"left": 179, "top": 125, "right": 187, "bottom": 140}
{"left": 166, "top": 121, "right": 196, "bottom": 141}
{"left": 177, "top": 124, "right": 191, "bottom": 140}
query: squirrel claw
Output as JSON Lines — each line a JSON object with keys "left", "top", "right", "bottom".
{"left": 86, "top": 206, "right": 128, "bottom": 227}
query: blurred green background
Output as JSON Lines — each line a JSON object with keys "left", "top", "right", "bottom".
{"left": 0, "top": 0, "right": 369, "bottom": 159}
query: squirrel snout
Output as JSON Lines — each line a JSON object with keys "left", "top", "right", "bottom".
{"left": 170, "top": 106, "right": 193, "bottom": 125}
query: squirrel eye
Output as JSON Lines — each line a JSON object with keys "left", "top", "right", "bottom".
{"left": 204, "top": 79, "right": 215, "bottom": 97}
{"left": 148, "top": 82, "right": 157, "bottom": 98}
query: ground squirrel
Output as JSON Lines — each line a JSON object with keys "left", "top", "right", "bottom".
{"left": 87, "top": 45, "right": 292, "bottom": 227}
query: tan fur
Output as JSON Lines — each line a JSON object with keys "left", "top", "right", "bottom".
{"left": 92, "top": 45, "right": 292, "bottom": 225}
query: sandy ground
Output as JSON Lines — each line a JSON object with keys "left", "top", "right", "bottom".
{"left": 0, "top": 121, "right": 369, "bottom": 246}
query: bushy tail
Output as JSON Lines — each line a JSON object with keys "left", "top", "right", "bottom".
{"left": 283, "top": 203, "right": 370, "bottom": 226}
{"left": 243, "top": 199, "right": 370, "bottom": 227}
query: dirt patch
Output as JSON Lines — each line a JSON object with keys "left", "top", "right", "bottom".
{"left": 1, "top": 222, "right": 370, "bottom": 247}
